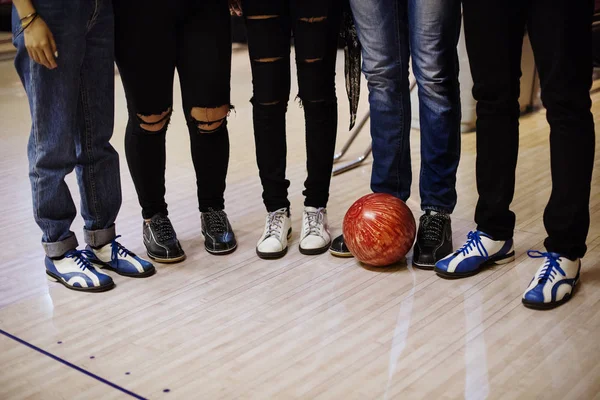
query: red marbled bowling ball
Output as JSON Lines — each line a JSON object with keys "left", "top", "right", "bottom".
{"left": 343, "top": 193, "right": 416, "bottom": 267}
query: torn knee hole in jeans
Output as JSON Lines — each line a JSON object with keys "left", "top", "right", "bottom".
{"left": 303, "top": 58, "right": 323, "bottom": 63}
{"left": 250, "top": 97, "right": 286, "bottom": 107}
{"left": 136, "top": 108, "right": 172, "bottom": 133}
{"left": 247, "top": 15, "right": 279, "bottom": 20}
{"left": 299, "top": 16, "right": 327, "bottom": 23}
{"left": 190, "top": 105, "right": 232, "bottom": 134}
{"left": 295, "top": 95, "right": 331, "bottom": 108}
{"left": 253, "top": 57, "right": 283, "bottom": 63}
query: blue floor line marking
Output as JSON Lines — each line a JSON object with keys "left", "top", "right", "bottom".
{"left": 0, "top": 328, "right": 148, "bottom": 400}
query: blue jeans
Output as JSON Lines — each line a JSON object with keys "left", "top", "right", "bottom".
{"left": 349, "top": 0, "right": 461, "bottom": 213}
{"left": 12, "top": 0, "right": 121, "bottom": 257}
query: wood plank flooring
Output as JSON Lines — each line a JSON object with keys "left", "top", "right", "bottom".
{"left": 0, "top": 48, "right": 599, "bottom": 400}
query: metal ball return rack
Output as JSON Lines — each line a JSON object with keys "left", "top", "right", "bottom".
{"left": 332, "top": 77, "right": 417, "bottom": 176}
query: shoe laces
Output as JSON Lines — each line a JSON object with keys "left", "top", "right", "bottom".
{"left": 204, "top": 208, "right": 228, "bottom": 234}
{"left": 64, "top": 249, "right": 95, "bottom": 271}
{"left": 527, "top": 250, "right": 566, "bottom": 284}
{"left": 420, "top": 213, "right": 448, "bottom": 243}
{"left": 304, "top": 208, "right": 325, "bottom": 237}
{"left": 457, "top": 231, "right": 488, "bottom": 257}
{"left": 265, "top": 209, "right": 287, "bottom": 238}
{"left": 151, "top": 214, "right": 176, "bottom": 243}
{"left": 110, "top": 235, "right": 135, "bottom": 263}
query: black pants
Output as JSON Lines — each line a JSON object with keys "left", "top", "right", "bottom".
{"left": 463, "top": 0, "right": 595, "bottom": 259}
{"left": 242, "top": 0, "right": 341, "bottom": 212}
{"left": 594, "top": 6, "right": 600, "bottom": 67}
{"left": 114, "top": 0, "right": 232, "bottom": 218}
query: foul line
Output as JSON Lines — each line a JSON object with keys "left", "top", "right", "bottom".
{"left": 0, "top": 328, "right": 147, "bottom": 400}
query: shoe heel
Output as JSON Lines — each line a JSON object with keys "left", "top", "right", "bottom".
{"left": 493, "top": 251, "right": 515, "bottom": 265}
{"left": 46, "top": 272, "right": 58, "bottom": 282}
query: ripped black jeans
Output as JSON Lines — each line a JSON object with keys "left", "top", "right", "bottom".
{"left": 114, "top": 0, "right": 231, "bottom": 218}
{"left": 242, "top": 0, "right": 341, "bottom": 212}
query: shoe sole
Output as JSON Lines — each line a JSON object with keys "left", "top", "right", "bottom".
{"left": 412, "top": 261, "right": 435, "bottom": 271}
{"left": 146, "top": 251, "right": 187, "bottom": 264}
{"left": 256, "top": 229, "right": 292, "bottom": 260}
{"left": 46, "top": 271, "right": 115, "bottom": 292}
{"left": 522, "top": 278, "right": 579, "bottom": 310}
{"left": 300, "top": 241, "right": 332, "bottom": 256}
{"left": 434, "top": 251, "right": 516, "bottom": 279}
{"left": 257, "top": 247, "right": 288, "bottom": 259}
{"left": 90, "top": 259, "right": 157, "bottom": 278}
{"left": 522, "top": 294, "right": 572, "bottom": 310}
{"left": 201, "top": 228, "right": 238, "bottom": 255}
{"left": 204, "top": 242, "right": 238, "bottom": 256}
{"left": 329, "top": 248, "right": 354, "bottom": 258}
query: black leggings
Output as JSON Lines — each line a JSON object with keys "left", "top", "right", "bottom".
{"left": 242, "top": 0, "right": 341, "bottom": 212}
{"left": 463, "top": 0, "right": 595, "bottom": 258}
{"left": 114, "top": 0, "right": 232, "bottom": 218}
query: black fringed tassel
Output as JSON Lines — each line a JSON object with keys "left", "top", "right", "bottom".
{"left": 340, "top": 0, "right": 362, "bottom": 131}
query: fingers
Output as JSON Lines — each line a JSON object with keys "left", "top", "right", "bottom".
{"left": 234, "top": 2, "right": 243, "bottom": 16}
{"left": 34, "top": 46, "right": 52, "bottom": 69}
{"left": 27, "top": 40, "right": 56, "bottom": 69}
{"left": 229, "top": 0, "right": 242, "bottom": 16}
{"left": 49, "top": 33, "right": 58, "bottom": 59}
{"left": 29, "top": 48, "right": 42, "bottom": 66}
{"left": 41, "top": 42, "right": 57, "bottom": 69}
{"left": 24, "top": 18, "right": 58, "bottom": 69}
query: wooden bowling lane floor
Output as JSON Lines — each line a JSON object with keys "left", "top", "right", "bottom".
{"left": 1, "top": 49, "right": 600, "bottom": 399}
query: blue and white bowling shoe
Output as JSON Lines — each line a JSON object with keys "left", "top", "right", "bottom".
{"left": 434, "top": 230, "right": 515, "bottom": 278}
{"left": 87, "top": 236, "right": 155, "bottom": 278}
{"left": 45, "top": 249, "right": 115, "bottom": 292}
{"left": 522, "top": 251, "right": 580, "bottom": 310}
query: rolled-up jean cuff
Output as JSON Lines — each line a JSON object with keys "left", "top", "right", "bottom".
{"left": 84, "top": 224, "right": 116, "bottom": 248}
{"left": 422, "top": 205, "right": 453, "bottom": 214}
{"left": 42, "top": 234, "right": 79, "bottom": 258}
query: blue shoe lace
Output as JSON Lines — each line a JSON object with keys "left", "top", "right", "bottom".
{"left": 457, "top": 231, "right": 488, "bottom": 257}
{"left": 64, "top": 249, "right": 95, "bottom": 271}
{"left": 110, "top": 235, "right": 136, "bottom": 265}
{"left": 527, "top": 250, "right": 565, "bottom": 284}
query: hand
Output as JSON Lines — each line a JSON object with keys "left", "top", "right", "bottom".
{"left": 229, "top": 0, "right": 242, "bottom": 17}
{"left": 23, "top": 16, "right": 57, "bottom": 69}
